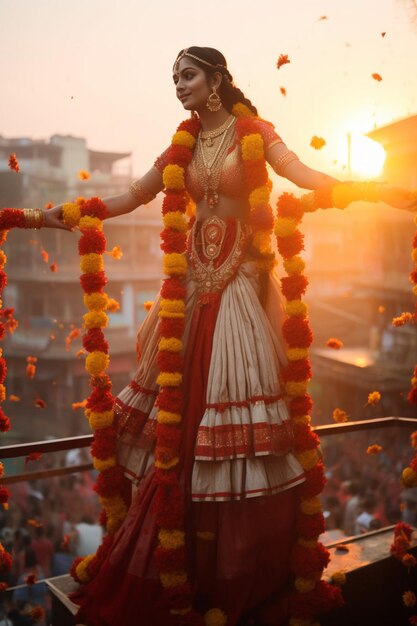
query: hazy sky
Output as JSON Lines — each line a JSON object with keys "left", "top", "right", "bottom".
{"left": 1, "top": 0, "right": 417, "bottom": 182}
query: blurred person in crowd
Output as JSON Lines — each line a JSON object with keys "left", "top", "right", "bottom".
{"left": 342, "top": 481, "right": 361, "bottom": 536}
{"left": 13, "top": 549, "right": 47, "bottom": 614}
{"left": 355, "top": 497, "right": 378, "bottom": 534}
{"left": 30, "top": 527, "right": 53, "bottom": 579}
{"left": 73, "top": 517, "right": 103, "bottom": 557}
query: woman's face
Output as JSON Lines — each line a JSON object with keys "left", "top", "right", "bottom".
{"left": 173, "top": 57, "right": 215, "bottom": 112}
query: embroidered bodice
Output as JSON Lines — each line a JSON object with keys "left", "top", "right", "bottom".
{"left": 154, "top": 119, "right": 282, "bottom": 203}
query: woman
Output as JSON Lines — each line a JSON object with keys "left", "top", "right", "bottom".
{"left": 42, "top": 47, "right": 415, "bottom": 626}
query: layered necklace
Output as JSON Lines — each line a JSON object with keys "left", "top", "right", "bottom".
{"left": 197, "top": 114, "right": 236, "bottom": 208}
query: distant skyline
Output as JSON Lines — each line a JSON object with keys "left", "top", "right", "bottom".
{"left": 2, "top": 0, "right": 417, "bottom": 188}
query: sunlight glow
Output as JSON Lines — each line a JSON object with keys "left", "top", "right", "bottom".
{"left": 350, "top": 134, "right": 386, "bottom": 178}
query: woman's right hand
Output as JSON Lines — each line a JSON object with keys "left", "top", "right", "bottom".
{"left": 42, "top": 205, "right": 74, "bottom": 231}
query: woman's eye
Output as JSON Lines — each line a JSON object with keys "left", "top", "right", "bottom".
{"left": 185, "top": 73, "right": 194, "bottom": 80}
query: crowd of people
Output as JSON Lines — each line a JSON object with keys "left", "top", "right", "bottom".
{"left": 0, "top": 456, "right": 102, "bottom": 625}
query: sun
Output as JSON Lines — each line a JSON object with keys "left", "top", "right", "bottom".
{"left": 349, "top": 133, "right": 386, "bottom": 178}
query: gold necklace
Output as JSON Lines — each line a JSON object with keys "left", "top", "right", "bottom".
{"left": 200, "top": 114, "right": 235, "bottom": 147}
{"left": 197, "top": 116, "right": 236, "bottom": 208}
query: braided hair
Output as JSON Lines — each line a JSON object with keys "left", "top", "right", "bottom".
{"left": 174, "top": 46, "right": 259, "bottom": 116}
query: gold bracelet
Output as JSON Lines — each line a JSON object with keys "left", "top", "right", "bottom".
{"left": 129, "top": 181, "right": 156, "bottom": 206}
{"left": 272, "top": 150, "right": 299, "bottom": 176}
{"left": 22, "top": 208, "right": 44, "bottom": 229}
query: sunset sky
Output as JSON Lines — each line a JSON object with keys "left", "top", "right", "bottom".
{"left": 1, "top": 0, "right": 417, "bottom": 185}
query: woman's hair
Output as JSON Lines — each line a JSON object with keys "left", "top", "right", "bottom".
{"left": 174, "top": 46, "right": 258, "bottom": 116}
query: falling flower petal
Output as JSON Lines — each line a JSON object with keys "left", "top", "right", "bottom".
{"left": 25, "top": 452, "right": 42, "bottom": 464}
{"left": 72, "top": 399, "right": 87, "bottom": 410}
{"left": 310, "top": 136, "right": 326, "bottom": 150}
{"left": 50, "top": 262, "right": 58, "bottom": 273}
{"left": 276, "top": 54, "right": 291, "bottom": 70}
{"left": 31, "top": 606, "right": 45, "bottom": 622}
{"left": 326, "top": 337, "right": 343, "bottom": 349}
{"left": 66, "top": 328, "right": 81, "bottom": 351}
{"left": 24, "top": 573, "right": 36, "bottom": 585}
{"left": 8, "top": 394, "right": 20, "bottom": 402}
{"left": 371, "top": 73, "right": 383, "bottom": 82}
{"left": 377, "top": 305, "right": 385, "bottom": 313}
{"left": 143, "top": 301, "right": 154, "bottom": 311}
{"left": 40, "top": 248, "right": 49, "bottom": 263}
{"left": 367, "top": 444, "right": 383, "bottom": 455}
{"left": 8, "top": 154, "right": 19, "bottom": 172}
{"left": 332, "top": 408, "right": 349, "bottom": 423}
{"left": 318, "top": 15, "right": 328, "bottom": 20}
{"left": 381, "top": 32, "right": 386, "bottom": 38}
{"left": 279, "top": 86, "right": 287, "bottom": 96}
{"left": 44, "top": 202, "right": 53, "bottom": 209}
{"left": 403, "top": 591, "right": 417, "bottom": 608}
{"left": 78, "top": 169, "right": 91, "bottom": 180}
{"left": 34, "top": 398, "right": 46, "bottom": 409}
{"left": 367, "top": 391, "right": 381, "bottom": 406}
{"left": 106, "top": 246, "right": 123, "bottom": 260}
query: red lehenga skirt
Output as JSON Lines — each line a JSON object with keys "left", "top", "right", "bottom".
{"left": 73, "top": 216, "right": 305, "bottom": 626}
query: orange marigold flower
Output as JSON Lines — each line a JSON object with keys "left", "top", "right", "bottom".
{"left": 392, "top": 312, "right": 413, "bottom": 327}
{"left": 34, "top": 398, "right": 46, "bottom": 409}
{"left": 8, "top": 153, "right": 20, "bottom": 172}
{"left": 367, "top": 444, "right": 383, "bottom": 455}
{"left": 107, "top": 246, "right": 123, "bottom": 260}
{"left": 326, "top": 337, "right": 343, "bottom": 349}
{"left": 26, "top": 364, "right": 36, "bottom": 379}
{"left": 367, "top": 391, "right": 381, "bottom": 405}
{"left": 25, "top": 452, "right": 42, "bottom": 464}
{"left": 107, "top": 298, "right": 120, "bottom": 313}
{"left": 76, "top": 349, "right": 86, "bottom": 358}
{"left": 402, "top": 553, "right": 417, "bottom": 568}
{"left": 372, "top": 72, "right": 383, "bottom": 82}
{"left": 78, "top": 169, "right": 91, "bottom": 180}
{"left": 143, "top": 301, "right": 154, "bottom": 311}
{"left": 310, "top": 136, "right": 326, "bottom": 150}
{"left": 40, "top": 248, "right": 49, "bottom": 263}
{"left": 403, "top": 590, "right": 417, "bottom": 608}
{"left": 332, "top": 408, "right": 349, "bottom": 423}
{"left": 44, "top": 202, "right": 53, "bottom": 209}
{"left": 50, "top": 262, "right": 58, "bottom": 272}
{"left": 279, "top": 86, "right": 287, "bottom": 96}
{"left": 276, "top": 54, "right": 291, "bottom": 69}
{"left": 8, "top": 394, "right": 20, "bottom": 402}
{"left": 24, "top": 573, "right": 36, "bottom": 585}
{"left": 31, "top": 606, "right": 45, "bottom": 622}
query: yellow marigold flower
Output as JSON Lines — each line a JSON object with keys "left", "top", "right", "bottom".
{"left": 62, "top": 202, "right": 81, "bottom": 228}
{"left": 83, "top": 311, "right": 109, "bottom": 329}
{"left": 76, "top": 196, "right": 85, "bottom": 205}
{"left": 248, "top": 185, "right": 269, "bottom": 209}
{"left": 231, "top": 102, "right": 254, "bottom": 118}
{"left": 156, "top": 372, "right": 183, "bottom": 387}
{"left": 89, "top": 410, "right": 114, "bottom": 430}
{"left": 197, "top": 531, "right": 216, "bottom": 541}
{"left": 287, "top": 348, "right": 309, "bottom": 361}
{"left": 159, "top": 299, "right": 186, "bottom": 316}
{"left": 298, "top": 537, "right": 318, "bottom": 549}
{"left": 297, "top": 449, "right": 319, "bottom": 471}
{"left": 0, "top": 251, "right": 7, "bottom": 268}
{"left": 252, "top": 230, "right": 272, "bottom": 255}
{"left": 285, "top": 381, "right": 308, "bottom": 397}
{"left": 402, "top": 467, "right": 417, "bottom": 488}
{"left": 162, "top": 211, "right": 188, "bottom": 232}
{"left": 106, "top": 515, "right": 125, "bottom": 534}
{"left": 79, "top": 216, "right": 103, "bottom": 231}
{"left": 241, "top": 133, "right": 264, "bottom": 162}
{"left": 411, "top": 431, "right": 417, "bottom": 450}
{"left": 331, "top": 570, "right": 347, "bottom": 586}
{"left": 300, "top": 497, "right": 322, "bottom": 516}
{"left": 286, "top": 300, "right": 308, "bottom": 317}
{"left": 163, "top": 253, "right": 188, "bottom": 276}
{"left": 402, "top": 553, "right": 417, "bottom": 568}
{"left": 155, "top": 456, "right": 180, "bottom": 470}
{"left": 93, "top": 456, "right": 116, "bottom": 471}
{"left": 158, "top": 337, "right": 182, "bottom": 352}
{"left": 107, "top": 246, "right": 123, "bottom": 260}
{"left": 75, "top": 554, "right": 96, "bottom": 584}
{"left": 295, "top": 577, "right": 316, "bottom": 593}
{"left": 159, "top": 529, "right": 185, "bottom": 550}
{"left": 0, "top": 385, "right": 5, "bottom": 403}
{"left": 403, "top": 590, "right": 416, "bottom": 608}
{"left": 157, "top": 410, "right": 182, "bottom": 424}
{"left": 85, "top": 351, "right": 109, "bottom": 375}
{"left": 172, "top": 130, "right": 196, "bottom": 149}
{"left": 284, "top": 255, "right": 305, "bottom": 275}
{"left": 366, "top": 391, "right": 381, "bottom": 406}
{"left": 293, "top": 414, "right": 311, "bottom": 426}
{"left": 83, "top": 292, "right": 108, "bottom": 312}
{"left": 144, "top": 300, "right": 154, "bottom": 311}
{"left": 0, "top": 462, "right": 4, "bottom": 479}
{"left": 107, "top": 298, "right": 120, "bottom": 313}
{"left": 204, "top": 608, "right": 228, "bottom": 626}
{"left": 162, "top": 164, "right": 185, "bottom": 190}
{"left": 332, "top": 408, "right": 349, "bottom": 423}
{"left": 160, "top": 571, "right": 188, "bottom": 588}
{"left": 80, "top": 253, "right": 103, "bottom": 274}
{"left": 332, "top": 183, "right": 352, "bottom": 209}
{"left": 275, "top": 217, "right": 297, "bottom": 237}
{"left": 300, "top": 193, "right": 317, "bottom": 213}
{"left": 78, "top": 169, "right": 90, "bottom": 180}
{"left": 366, "top": 444, "right": 383, "bottom": 455}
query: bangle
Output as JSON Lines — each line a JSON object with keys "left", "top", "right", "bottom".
{"left": 129, "top": 181, "right": 156, "bottom": 206}
{"left": 22, "top": 208, "right": 44, "bottom": 229}
{"left": 272, "top": 150, "right": 299, "bottom": 176}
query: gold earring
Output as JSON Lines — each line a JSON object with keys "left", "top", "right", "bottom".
{"left": 206, "top": 87, "right": 222, "bottom": 112}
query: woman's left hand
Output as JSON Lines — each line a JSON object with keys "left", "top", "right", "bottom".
{"left": 379, "top": 185, "right": 417, "bottom": 212}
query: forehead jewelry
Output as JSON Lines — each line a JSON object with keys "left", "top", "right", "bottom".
{"left": 174, "top": 48, "right": 226, "bottom": 73}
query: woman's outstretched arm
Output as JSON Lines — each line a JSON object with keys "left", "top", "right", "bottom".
{"left": 43, "top": 166, "right": 164, "bottom": 230}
